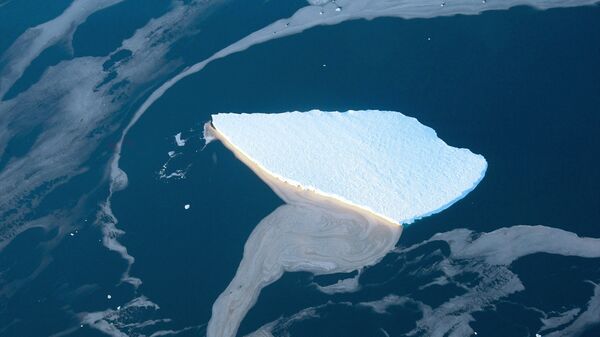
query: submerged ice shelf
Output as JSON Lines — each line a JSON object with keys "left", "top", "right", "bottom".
{"left": 206, "top": 109, "right": 487, "bottom": 225}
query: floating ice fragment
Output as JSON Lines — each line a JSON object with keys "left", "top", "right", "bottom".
{"left": 107, "top": 294, "right": 112, "bottom": 300}
{"left": 184, "top": 204, "right": 190, "bottom": 210}
{"left": 174, "top": 132, "right": 186, "bottom": 146}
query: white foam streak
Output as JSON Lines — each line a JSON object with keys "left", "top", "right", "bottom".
{"left": 81, "top": 296, "right": 159, "bottom": 337}
{"left": 540, "top": 308, "right": 581, "bottom": 332}
{"left": 207, "top": 204, "right": 401, "bottom": 337}
{"left": 243, "top": 224, "right": 600, "bottom": 337}
{"left": 431, "top": 225, "right": 600, "bottom": 265}
{"left": 244, "top": 304, "right": 323, "bottom": 337}
{"left": 544, "top": 282, "right": 600, "bottom": 337}
{"left": 0, "top": 0, "right": 210, "bottom": 249}
{"left": 97, "top": 200, "right": 141, "bottom": 288}
{"left": 358, "top": 294, "right": 408, "bottom": 314}
{"left": 314, "top": 271, "right": 362, "bottom": 294}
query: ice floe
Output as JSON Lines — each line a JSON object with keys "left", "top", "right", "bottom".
{"left": 206, "top": 109, "right": 487, "bottom": 337}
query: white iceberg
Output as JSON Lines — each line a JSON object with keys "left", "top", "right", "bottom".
{"left": 206, "top": 109, "right": 487, "bottom": 225}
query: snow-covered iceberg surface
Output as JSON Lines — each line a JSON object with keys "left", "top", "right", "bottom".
{"left": 205, "top": 109, "right": 487, "bottom": 225}
{"left": 207, "top": 203, "right": 401, "bottom": 337}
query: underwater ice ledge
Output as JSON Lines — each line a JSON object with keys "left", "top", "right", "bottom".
{"left": 204, "top": 110, "right": 488, "bottom": 227}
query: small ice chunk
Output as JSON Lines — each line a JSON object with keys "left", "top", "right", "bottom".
{"left": 168, "top": 151, "right": 176, "bottom": 157}
{"left": 184, "top": 204, "right": 190, "bottom": 210}
{"left": 335, "top": 6, "right": 342, "bottom": 12}
{"left": 174, "top": 132, "right": 186, "bottom": 146}
{"left": 107, "top": 294, "right": 112, "bottom": 299}
{"left": 203, "top": 123, "right": 217, "bottom": 145}
{"left": 70, "top": 232, "right": 74, "bottom": 237}
{"left": 117, "top": 306, "right": 121, "bottom": 310}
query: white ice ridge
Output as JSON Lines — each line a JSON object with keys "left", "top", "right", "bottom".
{"left": 208, "top": 110, "right": 487, "bottom": 225}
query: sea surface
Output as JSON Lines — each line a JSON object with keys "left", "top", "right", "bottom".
{"left": 0, "top": 1, "right": 599, "bottom": 337}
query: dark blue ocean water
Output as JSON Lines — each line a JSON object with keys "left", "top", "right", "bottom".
{"left": 0, "top": 2, "right": 599, "bottom": 337}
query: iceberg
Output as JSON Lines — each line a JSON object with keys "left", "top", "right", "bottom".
{"left": 204, "top": 109, "right": 486, "bottom": 337}
{"left": 205, "top": 109, "right": 487, "bottom": 225}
